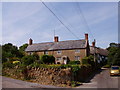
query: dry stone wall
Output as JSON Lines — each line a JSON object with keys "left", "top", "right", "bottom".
{"left": 2, "top": 66, "right": 92, "bottom": 87}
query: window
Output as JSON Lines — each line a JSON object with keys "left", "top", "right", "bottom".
{"left": 57, "top": 57, "right": 61, "bottom": 61}
{"left": 75, "top": 49, "right": 80, "bottom": 53}
{"left": 75, "top": 56, "right": 80, "bottom": 60}
{"left": 57, "top": 50, "right": 62, "bottom": 54}
{"left": 44, "top": 51, "right": 48, "bottom": 55}
{"left": 28, "top": 52, "right": 33, "bottom": 55}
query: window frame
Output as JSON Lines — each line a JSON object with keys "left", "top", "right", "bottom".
{"left": 75, "top": 56, "right": 80, "bottom": 60}
{"left": 57, "top": 50, "right": 62, "bottom": 54}
{"left": 44, "top": 51, "right": 48, "bottom": 55}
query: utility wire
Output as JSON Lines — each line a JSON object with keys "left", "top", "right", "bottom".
{"left": 49, "top": 3, "right": 76, "bottom": 33}
{"left": 76, "top": 2, "right": 95, "bottom": 40}
{"left": 41, "top": 1, "right": 80, "bottom": 39}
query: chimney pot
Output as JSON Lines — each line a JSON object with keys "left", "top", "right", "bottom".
{"left": 54, "top": 36, "right": 59, "bottom": 42}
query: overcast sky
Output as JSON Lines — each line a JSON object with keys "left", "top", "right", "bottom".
{"left": 2, "top": 2, "right": 118, "bottom": 48}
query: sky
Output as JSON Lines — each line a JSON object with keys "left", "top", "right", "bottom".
{"left": 2, "top": 2, "right": 118, "bottom": 49}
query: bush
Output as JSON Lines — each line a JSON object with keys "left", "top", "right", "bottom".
{"left": 68, "top": 61, "right": 80, "bottom": 65}
{"left": 40, "top": 55, "right": 55, "bottom": 64}
{"left": 81, "top": 57, "right": 89, "bottom": 64}
{"left": 21, "top": 55, "right": 36, "bottom": 65}
{"left": 9, "top": 57, "right": 20, "bottom": 61}
{"left": 49, "top": 55, "right": 55, "bottom": 64}
{"left": 32, "top": 53, "right": 39, "bottom": 60}
{"left": 3, "top": 61, "right": 13, "bottom": 68}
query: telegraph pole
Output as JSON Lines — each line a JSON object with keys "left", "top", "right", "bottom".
{"left": 93, "top": 39, "right": 96, "bottom": 67}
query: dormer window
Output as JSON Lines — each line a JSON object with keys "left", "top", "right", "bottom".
{"left": 75, "top": 49, "right": 80, "bottom": 53}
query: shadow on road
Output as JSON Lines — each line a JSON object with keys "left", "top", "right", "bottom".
{"left": 84, "top": 68, "right": 103, "bottom": 83}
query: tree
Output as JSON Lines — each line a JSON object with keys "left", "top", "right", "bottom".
{"left": 2, "top": 43, "right": 23, "bottom": 63}
{"left": 107, "top": 43, "right": 120, "bottom": 66}
{"left": 19, "top": 43, "right": 28, "bottom": 57}
{"left": 19, "top": 43, "right": 28, "bottom": 52}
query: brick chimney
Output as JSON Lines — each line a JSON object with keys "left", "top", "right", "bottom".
{"left": 29, "top": 38, "right": 33, "bottom": 45}
{"left": 92, "top": 42, "right": 95, "bottom": 47}
{"left": 92, "top": 39, "right": 96, "bottom": 47}
{"left": 54, "top": 36, "right": 59, "bottom": 42}
{"left": 85, "top": 33, "right": 88, "bottom": 41}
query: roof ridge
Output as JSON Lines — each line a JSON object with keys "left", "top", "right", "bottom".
{"left": 32, "top": 39, "right": 86, "bottom": 45}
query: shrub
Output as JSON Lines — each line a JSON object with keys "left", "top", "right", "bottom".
{"left": 21, "top": 55, "right": 36, "bottom": 65}
{"left": 71, "top": 65, "right": 81, "bottom": 73}
{"left": 32, "top": 53, "right": 39, "bottom": 60}
{"left": 3, "top": 61, "right": 13, "bottom": 68}
{"left": 9, "top": 57, "right": 20, "bottom": 61}
{"left": 49, "top": 55, "right": 55, "bottom": 64}
{"left": 68, "top": 61, "right": 80, "bottom": 65}
{"left": 40, "top": 55, "right": 55, "bottom": 64}
{"left": 81, "top": 57, "right": 89, "bottom": 64}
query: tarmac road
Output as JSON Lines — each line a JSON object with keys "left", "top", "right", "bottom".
{"left": 77, "top": 68, "right": 120, "bottom": 88}
{"left": 2, "top": 68, "right": 120, "bottom": 89}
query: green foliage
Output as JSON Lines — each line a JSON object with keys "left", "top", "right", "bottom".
{"left": 68, "top": 61, "right": 80, "bottom": 65}
{"left": 81, "top": 55, "right": 95, "bottom": 67}
{"left": 3, "top": 61, "right": 13, "bottom": 68}
{"left": 40, "top": 55, "right": 49, "bottom": 64}
{"left": 49, "top": 55, "right": 55, "bottom": 64}
{"left": 32, "top": 53, "right": 39, "bottom": 60}
{"left": 40, "top": 55, "right": 55, "bottom": 64}
{"left": 59, "top": 64, "right": 71, "bottom": 69}
{"left": 9, "top": 57, "right": 20, "bottom": 61}
{"left": 2, "top": 43, "right": 24, "bottom": 63}
{"left": 71, "top": 81, "right": 82, "bottom": 87}
{"left": 21, "top": 55, "right": 36, "bottom": 65}
{"left": 81, "top": 57, "right": 89, "bottom": 64}
{"left": 19, "top": 43, "right": 28, "bottom": 52}
{"left": 107, "top": 43, "right": 120, "bottom": 66}
{"left": 71, "top": 65, "right": 81, "bottom": 73}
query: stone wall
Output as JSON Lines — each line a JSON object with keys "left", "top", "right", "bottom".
{"left": 27, "top": 67, "right": 72, "bottom": 86}
{"left": 2, "top": 66, "right": 92, "bottom": 87}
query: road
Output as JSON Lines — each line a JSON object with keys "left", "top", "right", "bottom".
{"left": 2, "top": 68, "right": 120, "bottom": 88}
{"left": 2, "top": 76, "right": 61, "bottom": 88}
{"left": 77, "top": 68, "right": 120, "bottom": 88}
